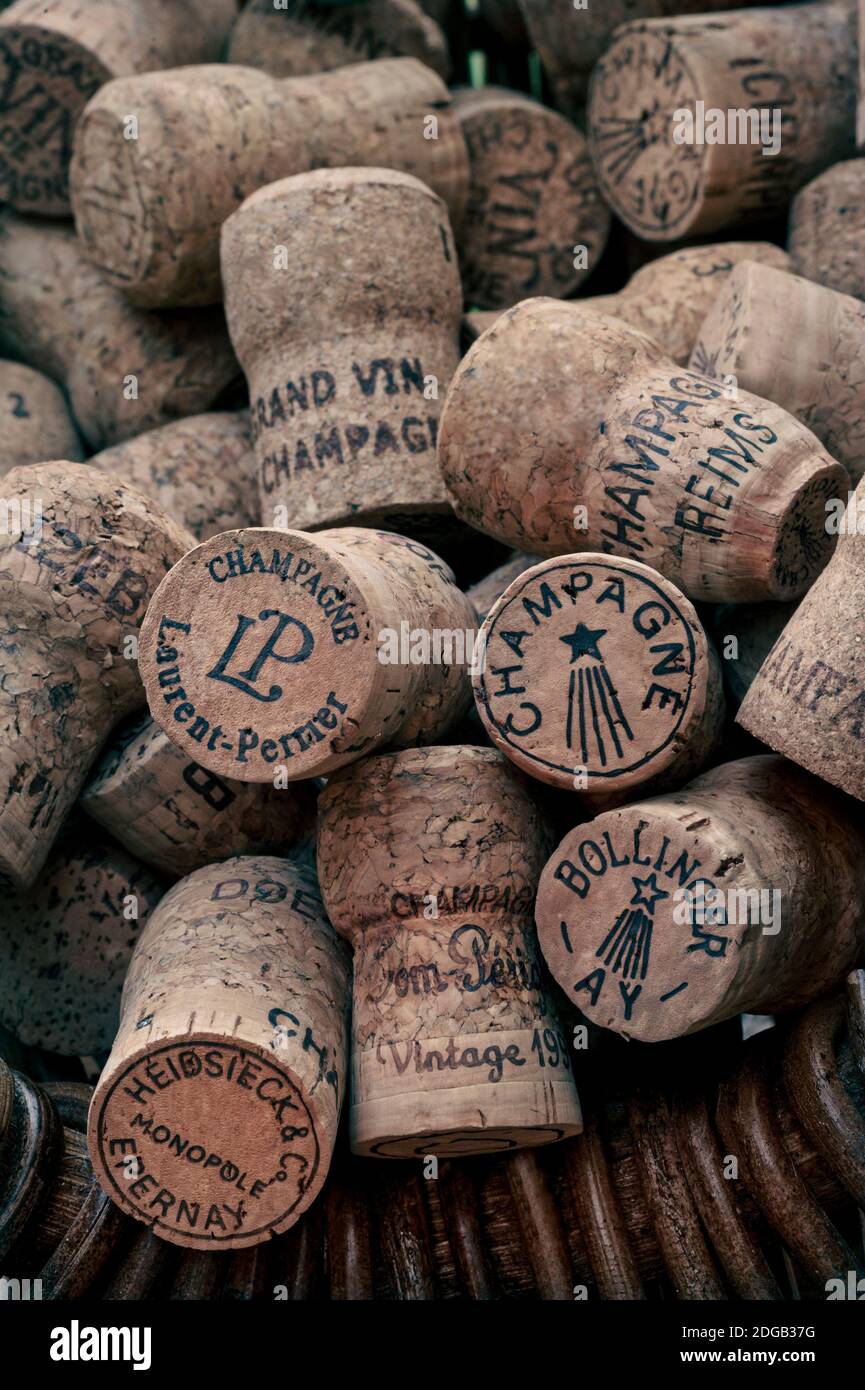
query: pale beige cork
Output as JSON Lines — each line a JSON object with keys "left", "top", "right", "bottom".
{"left": 88, "top": 855, "right": 350, "bottom": 1249}
{"left": 0, "top": 360, "right": 83, "bottom": 475}
{"left": 535, "top": 754, "right": 865, "bottom": 1043}
{"left": 473, "top": 553, "right": 724, "bottom": 797}
{"left": 710, "top": 600, "right": 797, "bottom": 708}
{"left": 228, "top": 0, "right": 449, "bottom": 80}
{"left": 222, "top": 167, "right": 461, "bottom": 537}
{"left": 452, "top": 86, "right": 610, "bottom": 310}
{"left": 317, "top": 744, "right": 583, "bottom": 1157}
{"left": 437, "top": 298, "right": 845, "bottom": 602}
{"left": 588, "top": 4, "right": 856, "bottom": 242}
{"left": 0, "top": 0, "right": 237, "bottom": 215}
{"left": 0, "top": 461, "right": 194, "bottom": 892}
{"left": 138, "top": 525, "right": 476, "bottom": 784}
{"left": 70, "top": 57, "right": 469, "bottom": 308}
{"left": 0, "top": 213, "right": 238, "bottom": 450}
{"left": 691, "top": 261, "right": 865, "bottom": 483}
{"left": 0, "top": 831, "right": 164, "bottom": 1055}
{"left": 463, "top": 241, "right": 790, "bottom": 364}
{"left": 737, "top": 473, "right": 865, "bottom": 799}
{"left": 89, "top": 412, "right": 257, "bottom": 542}
{"left": 465, "top": 551, "right": 538, "bottom": 623}
{"left": 82, "top": 713, "right": 316, "bottom": 879}
{"left": 789, "top": 159, "right": 865, "bottom": 302}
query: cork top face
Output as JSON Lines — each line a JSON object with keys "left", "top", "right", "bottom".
{"left": 473, "top": 555, "right": 708, "bottom": 793}
{"left": 138, "top": 527, "right": 385, "bottom": 782}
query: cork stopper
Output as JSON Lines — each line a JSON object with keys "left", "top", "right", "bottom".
{"left": 473, "top": 553, "right": 723, "bottom": 797}
{"left": 0, "top": 360, "right": 83, "bottom": 475}
{"left": 227, "top": 0, "right": 449, "bottom": 80}
{"left": 588, "top": 4, "right": 855, "bottom": 241}
{"left": 89, "top": 412, "right": 257, "bottom": 542}
{"left": 710, "top": 601, "right": 797, "bottom": 709}
{"left": 438, "top": 297, "right": 846, "bottom": 601}
{"left": 789, "top": 159, "right": 865, "bottom": 302}
{"left": 222, "top": 167, "right": 461, "bottom": 537}
{"left": 465, "top": 551, "right": 537, "bottom": 624}
{"left": 452, "top": 86, "right": 610, "bottom": 310}
{"left": 88, "top": 855, "right": 350, "bottom": 1249}
{"left": 691, "top": 260, "right": 865, "bottom": 483}
{"left": 535, "top": 755, "right": 865, "bottom": 1043}
{"left": 0, "top": 461, "right": 193, "bottom": 890}
{"left": 737, "top": 472, "right": 865, "bottom": 800}
{"left": 317, "top": 745, "right": 582, "bottom": 1156}
{"left": 138, "top": 526, "right": 476, "bottom": 783}
{"left": 0, "top": 213, "right": 238, "bottom": 450}
{"left": 70, "top": 57, "right": 469, "bottom": 308}
{"left": 0, "top": 831, "right": 164, "bottom": 1055}
{"left": 82, "top": 713, "right": 316, "bottom": 879}
{"left": 0, "top": 0, "right": 238, "bottom": 214}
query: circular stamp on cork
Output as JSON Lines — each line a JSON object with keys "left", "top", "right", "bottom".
{"left": 89, "top": 1039, "right": 320, "bottom": 1248}
{"left": 473, "top": 555, "right": 704, "bottom": 793}
{"left": 138, "top": 528, "right": 378, "bottom": 783}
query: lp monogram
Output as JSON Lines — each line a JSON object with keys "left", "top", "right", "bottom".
{"left": 207, "top": 610, "right": 314, "bottom": 702}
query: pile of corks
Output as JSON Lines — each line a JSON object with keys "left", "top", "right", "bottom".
{"left": 0, "top": 0, "right": 864, "bottom": 1298}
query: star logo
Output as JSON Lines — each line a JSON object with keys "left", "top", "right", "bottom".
{"left": 629, "top": 872, "right": 669, "bottom": 913}
{"left": 559, "top": 623, "right": 607, "bottom": 663}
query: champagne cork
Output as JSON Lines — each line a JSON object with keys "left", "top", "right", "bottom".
{"left": 0, "top": 832, "right": 164, "bottom": 1055}
{"left": 691, "top": 260, "right": 865, "bottom": 482}
{"left": 0, "top": 461, "right": 193, "bottom": 891}
{"left": 138, "top": 526, "right": 476, "bottom": 783}
{"left": 0, "top": 360, "right": 83, "bottom": 475}
{"left": 462, "top": 241, "right": 790, "bottom": 363}
{"left": 737, "top": 474, "right": 865, "bottom": 799}
{"left": 0, "top": 214, "right": 238, "bottom": 450}
{"left": 535, "top": 755, "right": 865, "bottom": 1042}
{"left": 82, "top": 713, "right": 316, "bottom": 879}
{"left": 88, "top": 856, "right": 350, "bottom": 1249}
{"left": 588, "top": 4, "right": 856, "bottom": 242}
{"left": 473, "top": 553, "right": 724, "bottom": 797}
{"left": 710, "top": 600, "right": 796, "bottom": 708}
{"left": 0, "top": 0, "right": 238, "bottom": 215}
{"left": 465, "top": 551, "right": 537, "bottom": 623}
{"left": 89, "top": 412, "right": 257, "bottom": 542}
{"left": 452, "top": 86, "right": 610, "bottom": 310}
{"left": 789, "top": 159, "right": 865, "bottom": 301}
{"left": 438, "top": 298, "right": 845, "bottom": 602}
{"left": 227, "top": 0, "right": 449, "bottom": 80}
{"left": 70, "top": 57, "right": 469, "bottom": 308}
{"left": 222, "top": 167, "right": 460, "bottom": 536}
{"left": 317, "top": 745, "right": 583, "bottom": 1156}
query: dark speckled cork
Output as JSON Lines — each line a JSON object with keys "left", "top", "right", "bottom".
{"left": 70, "top": 57, "right": 469, "bottom": 308}
{"left": 438, "top": 298, "right": 846, "bottom": 603}
{"left": 536, "top": 755, "right": 865, "bottom": 1043}
{"left": 88, "top": 855, "right": 350, "bottom": 1249}
{"left": 138, "top": 526, "right": 476, "bottom": 783}
{"left": 452, "top": 86, "right": 610, "bottom": 310}
{"left": 222, "top": 168, "right": 461, "bottom": 537}
{"left": 317, "top": 745, "right": 583, "bottom": 1157}
{"left": 0, "top": 0, "right": 238, "bottom": 215}
{"left": 588, "top": 4, "right": 856, "bottom": 242}
{"left": 227, "top": 0, "right": 449, "bottom": 80}
{"left": 789, "top": 159, "right": 865, "bottom": 302}
{"left": 0, "top": 360, "right": 83, "bottom": 475}
{"left": 0, "top": 462, "right": 193, "bottom": 892}
{"left": 0, "top": 213, "right": 238, "bottom": 451}
{"left": 82, "top": 713, "right": 316, "bottom": 879}
{"left": 473, "top": 553, "right": 723, "bottom": 797}
{"left": 0, "top": 832, "right": 164, "bottom": 1055}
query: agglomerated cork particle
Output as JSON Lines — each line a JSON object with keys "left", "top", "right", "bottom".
{"left": 0, "top": 360, "right": 83, "bottom": 475}
{"left": 88, "top": 856, "right": 350, "bottom": 1249}
{"left": 82, "top": 713, "right": 316, "bottom": 879}
{"left": 70, "top": 57, "right": 469, "bottom": 308}
{"left": 222, "top": 167, "right": 462, "bottom": 537}
{"left": 789, "top": 159, "right": 865, "bottom": 302}
{"left": 588, "top": 4, "right": 855, "bottom": 242}
{"left": 437, "top": 298, "right": 846, "bottom": 602}
{"left": 138, "top": 525, "right": 476, "bottom": 783}
{"left": 535, "top": 755, "right": 865, "bottom": 1043}
{"left": 473, "top": 553, "right": 724, "bottom": 797}
{"left": 0, "top": 832, "right": 165, "bottom": 1054}
{"left": 0, "top": 461, "right": 194, "bottom": 892}
{"left": 317, "top": 745, "right": 583, "bottom": 1156}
